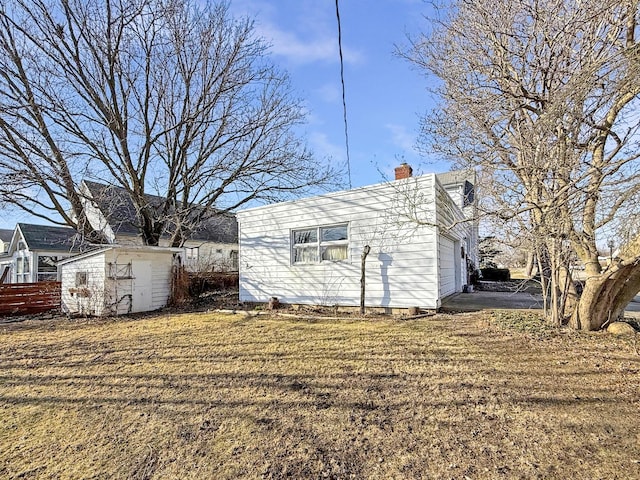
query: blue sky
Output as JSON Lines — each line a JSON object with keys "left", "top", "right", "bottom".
{"left": 0, "top": 0, "right": 447, "bottom": 230}
{"left": 230, "top": 0, "right": 445, "bottom": 186}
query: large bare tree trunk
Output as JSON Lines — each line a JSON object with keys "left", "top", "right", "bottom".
{"left": 525, "top": 251, "right": 537, "bottom": 278}
{"left": 402, "top": 0, "right": 640, "bottom": 330}
{"left": 570, "top": 264, "right": 640, "bottom": 330}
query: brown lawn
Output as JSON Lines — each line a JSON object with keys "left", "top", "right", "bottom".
{"left": 0, "top": 310, "right": 638, "bottom": 479}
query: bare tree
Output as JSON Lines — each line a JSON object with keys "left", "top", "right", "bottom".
{"left": 0, "top": 0, "right": 336, "bottom": 245}
{"left": 403, "top": 0, "right": 640, "bottom": 330}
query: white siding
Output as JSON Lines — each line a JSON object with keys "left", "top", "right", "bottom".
{"left": 238, "top": 175, "right": 445, "bottom": 309}
{"left": 114, "top": 236, "right": 237, "bottom": 272}
{"left": 61, "top": 247, "right": 175, "bottom": 316}
{"left": 181, "top": 241, "right": 238, "bottom": 272}
{"left": 105, "top": 250, "right": 174, "bottom": 314}
{"left": 81, "top": 184, "right": 117, "bottom": 243}
{"left": 60, "top": 251, "right": 108, "bottom": 316}
{"left": 438, "top": 236, "right": 456, "bottom": 298}
{"left": 435, "top": 179, "right": 472, "bottom": 295}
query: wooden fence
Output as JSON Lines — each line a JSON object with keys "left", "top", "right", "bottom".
{"left": 0, "top": 282, "right": 62, "bottom": 316}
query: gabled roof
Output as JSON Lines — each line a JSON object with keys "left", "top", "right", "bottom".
{"left": 188, "top": 211, "right": 238, "bottom": 244}
{"left": 82, "top": 180, "right": 238, "bottom": 244}
{"left": 0, "top": 228, "right": 12, "bottom": 243}
{"left": 16, "top": 223, "right": 81, "bottom": 252}
{"left": 83, "top": 180, "right": 154, "bottom": 237}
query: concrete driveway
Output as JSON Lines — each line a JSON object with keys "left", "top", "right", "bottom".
{"left": 441, "top": 290, "right": 640, "bottom": 318}
{"left": 441, "top": 291, "right": 543, "bottom": 312}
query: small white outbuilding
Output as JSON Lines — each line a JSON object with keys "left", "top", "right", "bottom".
{"left": 237, "top": 167, "right": 478, "bottom": 311}
{"left": 58, "top": 245, "right": 182, "bottom": 316}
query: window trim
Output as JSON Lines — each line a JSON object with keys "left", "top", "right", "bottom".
{"left": 185, "top": 246, "right": 199, "bottom": 262}
{"left": 36, "top": 255, "right": 60, "bottom": 282}
{"left": 291, "top": 223, "right": 349, "bottom": 265}
{"left": 16, "top": 255, "right": 30, "bottom": 283}
{"left": 76, "top": 271, "right": 88, "bottom": 287}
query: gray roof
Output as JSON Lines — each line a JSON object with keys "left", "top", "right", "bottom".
{"left": 83, "top": 180, "right": 238, "bottom": 244}
{"left": 436, "top": 170, "right": 475, "bottom": 207}
{"left": 83, "top": 180, "right": 154, "bottom": 237}
{"left": 0, "top": 228, "right": 12, "bottom": 243}
{"left": 436, "top": 169, "right": 475, "bottom": 187}
{"left": 18, "top": 223, "right": 82, "bottom": 252}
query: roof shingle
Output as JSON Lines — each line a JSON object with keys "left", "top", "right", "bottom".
{"left": 83, "top": 180, "right": 237, "bottom": 244}
{"left": 18, "top": 223, "right": 81, "bottom": 252}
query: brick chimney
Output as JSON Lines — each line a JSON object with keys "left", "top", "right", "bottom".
{"left": 394, "top": 163, "right": 413, "bottom": 180}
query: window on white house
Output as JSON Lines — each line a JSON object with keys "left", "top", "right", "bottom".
{"left": 292, "top": 224, "right": 349, "bottom": 264}
{"left": 37, "top": 255, "right": 59, "bottom": 282}
{"left": 185, "top": 247, "right": 199, "bottom": 263}
{"left": 292, "top": 228, "right": 318, "bottom": 263}
{"left": 16, "top": 256, "right": 30, "bottom": 283}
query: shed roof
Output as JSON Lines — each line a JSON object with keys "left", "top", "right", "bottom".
{"left": 18, "top": 223, "right": 82, "bottom": 252}
{"left": 57, "top": 244, "right": 183, "bottom": 266}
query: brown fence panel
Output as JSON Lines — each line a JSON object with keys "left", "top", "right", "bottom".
{"left": 0, "top": 282, "right": 61, "bottom": 316}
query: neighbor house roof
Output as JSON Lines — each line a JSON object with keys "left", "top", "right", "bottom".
{"left": 436, "top": 170, "right": 475, "bottom": 207}
{"left": 0, "top": 228, "right": 12, "bottom": 243}
{"left": 82, "top": 180, "right": 238, "bottom": 244}
{"left": 436, "top": 170, "right": 475, "bottom": 187}
{"left": 17, "top": 223, "right": 81, "bottom": 252}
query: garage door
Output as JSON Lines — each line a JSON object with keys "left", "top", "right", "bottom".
{"left": 439, "top": 236, "right": 456, "bottom": 298}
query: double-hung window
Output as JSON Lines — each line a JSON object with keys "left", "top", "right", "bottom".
{"left": 16, "top": 256, "right": 30, "bottom": 283}
{"left": 292, "top": 224, "right": 349, "bottom": 264}
{"left": 185, "top": 247, "right": 199, "bottom": 264}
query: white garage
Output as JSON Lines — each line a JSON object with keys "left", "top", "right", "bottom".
{"left": 238, "top": 167, "right": 477, "bottom": 310}
{"left": 438, "top": 236, "right": 457, "bottom": 298}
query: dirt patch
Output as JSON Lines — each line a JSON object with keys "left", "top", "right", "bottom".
{"left": 1, "top": 311, "right": 639, "bottom": 479}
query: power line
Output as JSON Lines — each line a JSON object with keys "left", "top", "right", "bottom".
{"left": 335, "top": 0, "right": 352, "bottom": 188}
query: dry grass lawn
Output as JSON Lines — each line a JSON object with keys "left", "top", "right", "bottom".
{"left": 1, "top": 310, "right": 639, "bottom": 479}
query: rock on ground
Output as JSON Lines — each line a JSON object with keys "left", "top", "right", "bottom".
{"left": 607, "top": 322, "right": 637, "bottom": 336}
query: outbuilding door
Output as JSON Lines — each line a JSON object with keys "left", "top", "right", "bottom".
{"left": 438, "top": 236, "right": 456, "bottom": 298}
{"left": 131, "top": 261, "right": 153, "bottom": 313}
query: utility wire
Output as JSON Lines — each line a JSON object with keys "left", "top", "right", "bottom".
{"left": 335, "top": 0, "right": 352, "bottom": 188}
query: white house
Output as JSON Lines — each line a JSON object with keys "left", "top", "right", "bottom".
{"left": 0, "top": 223, "right": 82, "bottom": 284}
{"left": 237, "top": 166, "right": 477, "bottom": 311}
{"left": 0, "top": 228, "right": 12, "bottom": 254}
{"left": 58, "top": 245, "right": 182, "bottom": 316}
{"left": 79, "top": 180, "right": 239, "bottom": 272}
{"left": 0, "top": 228, "right": 13, "bottom": 283}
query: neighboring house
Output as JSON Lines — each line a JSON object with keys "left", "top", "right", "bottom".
{"left": 0, "top": 228, "right": 13, "bottom": 283}
{"left": 80, "top": 180, "right": 239, "bottom": 272}
{"left": 0, "top": 223, "right": 81, "bottom": 284}
{"left": 0, "top": 228, "right": 12, "bottom": 254}
{"left": 237, "top": 165, "right": 478, "bottom": 311}
{"left": 59, "top": 245, "right": 182, "bottom": 316}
